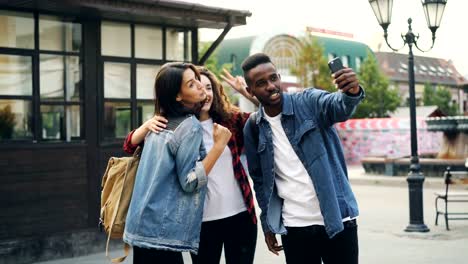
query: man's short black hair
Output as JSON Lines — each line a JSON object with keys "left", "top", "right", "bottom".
{"left": 241, "top": 53, "right": 274, "bottom": 85}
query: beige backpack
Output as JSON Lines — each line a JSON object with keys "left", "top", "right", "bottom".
{"left": 100, "top": 147, "right": 141, "bottom": 263}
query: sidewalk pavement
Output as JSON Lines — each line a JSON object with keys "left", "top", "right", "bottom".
{"left": 347, "top": 165, "right": 468, "bottom": 189}
{"left": 35, "top": 165, "right": 468, "bottom": 264}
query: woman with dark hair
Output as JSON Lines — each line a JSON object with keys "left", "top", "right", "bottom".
{"left": 124, "top": 67, "right": 259, "bottom": 264}
{"left": 123, "top": 62, "right": 232, "bottom": 264}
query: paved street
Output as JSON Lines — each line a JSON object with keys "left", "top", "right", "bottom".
{"left": 36, "top": 167, "right": 468, "bottom": 264}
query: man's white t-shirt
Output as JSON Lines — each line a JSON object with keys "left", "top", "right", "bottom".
{"left": 263, "top": 111, "right": 325, "bottom": 227}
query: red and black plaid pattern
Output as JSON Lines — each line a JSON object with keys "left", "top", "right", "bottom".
{"left": 123, "top": 130, "right": 142, "bottom": 154}
{"left": 222, "top": 112, "right": 257, "bottom": 225}
{"left": 122, "top": 113, "right": 257, "bottom": 225}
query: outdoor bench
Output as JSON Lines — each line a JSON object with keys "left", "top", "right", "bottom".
{"left": 434, "top": 166, "right": 468, "bottom": 230}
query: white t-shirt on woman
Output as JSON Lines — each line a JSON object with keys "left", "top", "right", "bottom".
{"left": 200, "top": 118, "right": 247, "bottom": 222}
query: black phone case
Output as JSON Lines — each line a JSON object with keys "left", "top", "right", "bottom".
{"left": 328, "top": 57, "right": 344, "bottom": 73}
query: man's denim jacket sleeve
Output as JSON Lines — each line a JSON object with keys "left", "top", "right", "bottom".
{"left": 169, "top": 121, "right": 208, "bottom": 193}
{"left": 301, "top": 87, "right": 365, "bottom": 127}
{"left": 243, "top": 117, "right": 270, "bottom": 234}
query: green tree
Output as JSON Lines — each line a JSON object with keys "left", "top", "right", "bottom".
{"left": 291, "top": 34, "right": 334, "bottom": 92}
{"left": 354, "top": 52, "right": 400, "bottom": 118}
{"left": 423, "top": 83, "right": 458, "bottom": 115}
{"left": 0, "top": 105, "right": 16, "bottom": 139}
{"left": 198, "top": 42, "right": 239, "bottom": 105}
{"left": 422, "top": 83, "right": 435, "bottom": 105}
{"left": 198, "top": 42, "right": 232, "bottom": 77}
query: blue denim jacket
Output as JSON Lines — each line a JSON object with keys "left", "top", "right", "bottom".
{"left": 123, "top": 116, "right": 208, "bottom": 253}
{"left": 243, "top": 88, "right": 364, "bottom": 238}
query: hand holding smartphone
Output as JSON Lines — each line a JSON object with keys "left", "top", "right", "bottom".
{"left": 328, "top": 57, "right": 344, "bottom": 74}
{"left": 328, "top": 57, "right": 360, "bottom": 94}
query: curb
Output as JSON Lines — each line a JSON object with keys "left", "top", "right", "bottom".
{"left": 348, "top": 173, "right": 468, "bottom": 190}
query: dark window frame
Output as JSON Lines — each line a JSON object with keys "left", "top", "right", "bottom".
{"left": 0, "top": 9, "right": 84, "bottom": 143}
{"left": 99, "top": 20, "right": 196, "bottom": 143}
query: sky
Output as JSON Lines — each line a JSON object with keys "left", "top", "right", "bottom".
{"left": 182, "top": 0, "right": 468, "bottom": 77}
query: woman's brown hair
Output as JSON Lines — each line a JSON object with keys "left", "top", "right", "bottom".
{"left": 154, "top": 62, "right": 202, "bottom": 118}
{"left": 198, "top": 67, "right": 239, "bottom": 123}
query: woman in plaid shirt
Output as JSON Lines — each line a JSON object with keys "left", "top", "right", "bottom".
{"left": 123, "top": 67, "right": 259, "bottom": 264}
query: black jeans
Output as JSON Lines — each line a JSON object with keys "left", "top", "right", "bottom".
{"left": 133, "top": 246, "right": 183, "bottom": 264}
{"left": 281, "top": 219, "right": 359, "bottom": 264}
{"left": 191, "top": 211, "right": 257, "bottom": 264}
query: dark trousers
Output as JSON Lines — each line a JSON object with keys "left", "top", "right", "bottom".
{"left": 133, "top": 246, "right": 183, "bottom": 264}
{"left": 281, "top": 220, "right": 359, "bottom": 264}
{"left": 191, "top": 211, "right": 257, "bottom": 264}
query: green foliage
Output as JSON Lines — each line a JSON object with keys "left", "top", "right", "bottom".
{"left": 115, "top": 109, "right": 131, "bottom": 138}
{"left": 41, "top": 111, "right": 61, "bottom": 139}
{"left": 290, "top": 34, "right": 334, "bottom": 92}
{"left": 423, "top": 83, "right": 458, "bottom": 116}
{"left": 0, "top": 105, "right": 16, "bottom": 139}
{"left": 198, "top": 42, "right": 232, "bottom": 77}
{"left": 198, "top": 42, "right": 239, "bottom": 105}
{"left": 354, "top": 51, "right": 400, "bottom": 118}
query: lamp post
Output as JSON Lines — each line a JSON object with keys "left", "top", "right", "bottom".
{"left": 368, "top": 0, "right": 448, "bottom": 232}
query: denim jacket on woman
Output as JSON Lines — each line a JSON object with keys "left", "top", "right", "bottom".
{"left": 123, "top": 115, "right": 208, "bottom": 253}
{"left": 243, "top": 88, "right": 365, "bottom": 238}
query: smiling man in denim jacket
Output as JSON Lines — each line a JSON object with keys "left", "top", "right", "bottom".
{"left": 242, "top": 53, "right": 364, "bottom": 264}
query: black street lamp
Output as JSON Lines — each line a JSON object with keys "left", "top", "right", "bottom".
{"left": 368, "top": 0, "right": 447, "bottom": 233}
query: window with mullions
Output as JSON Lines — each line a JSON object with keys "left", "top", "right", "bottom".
{"left": 0, "top": 11, "right": 82, "bottom": 142}
{"left": 0, "top": 11, "right": 34, "bottom": 140}
{"left": 136, "top": 64, "right": 160, "bottom": 126}
{"left": 38, "top": 15, "right": 82, "bottom": 141}
{"left": 101, "top": 21, "right": 192, "bottom": 140}
{"left": 0, "top": 53, "right": 33, "bottom": 139}
{"left": 166, "top": 28, "right": 191, "bottom": 62}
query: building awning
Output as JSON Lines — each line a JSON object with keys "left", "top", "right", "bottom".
{"left": 0, "top": 0, "right": 251, "bottom": 64}
{"left": 0, "top": 0, "right": 251, "bottom": 29}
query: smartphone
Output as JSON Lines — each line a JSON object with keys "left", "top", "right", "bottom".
{"left": 328, "top": 57, "right": 344, "bottom": 73}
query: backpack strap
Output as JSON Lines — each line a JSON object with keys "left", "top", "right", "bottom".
{"left": 249, "top": 112, "right": 259, "bottom": 147}
{"left": 105, "top": 146, "right": 141, "bottom": 263}
{"left": 105, "top": 241, "right": 130, "bottom": 264}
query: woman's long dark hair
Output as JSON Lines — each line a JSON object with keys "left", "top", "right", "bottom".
{"left": 154, "top": 62, "right": 202, "bottom": 118}
{"left": 198, "top": 67, "right": 239, "bottom": 124}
